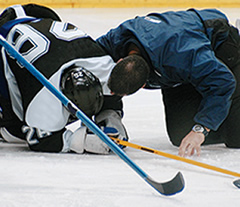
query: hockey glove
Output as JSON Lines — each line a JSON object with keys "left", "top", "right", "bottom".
{"left": 95, "top": 109, "right": 129, "bottom": 149}
{"left": 102, "top": 126, "right": 128, "bottom": 149}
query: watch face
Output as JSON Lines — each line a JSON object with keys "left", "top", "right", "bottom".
{"left": 195, "top": 125, "right": 202, "bottom": 131}
{"left": 192, "top": 124, "right": 209, "bottom": 137}
{"left": 193, "top": 125, "right": 204, "bottom": 132}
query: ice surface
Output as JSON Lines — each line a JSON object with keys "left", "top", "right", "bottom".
{"left": 0, "top": 7, "right": 240, "bottom": 207}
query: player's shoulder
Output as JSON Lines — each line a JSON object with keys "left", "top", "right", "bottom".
{"left": 0, "top": 4, "right": 61, "bottom": 30}
{"left": 0, "top": 4, "right": 61, "bottom": 21}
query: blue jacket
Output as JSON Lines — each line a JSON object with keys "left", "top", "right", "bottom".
{"left": 97, "top": 9, "right": 236, "bottom": 131}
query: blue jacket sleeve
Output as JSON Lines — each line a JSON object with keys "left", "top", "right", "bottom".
{"left": 189, "top": 51, "right": 235, "bottom": 131}
{"left": 162, "top": 32, "right": 236, "bottom": 131}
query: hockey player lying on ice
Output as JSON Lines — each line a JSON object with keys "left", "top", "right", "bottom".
{"left": 0, "top": 4, "right": 128, "bottom": 154}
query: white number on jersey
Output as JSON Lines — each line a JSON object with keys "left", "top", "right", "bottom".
{"left": 50, "top": 21, "right": 87, "bottom": 41}
{"left": 22, "top": 125, "right": 52, "bottom": 145}
{"left": 6, "top": 21, "right": 87, "bottom": 66}
{"left": 7, "top": 24, "right": 50, "bottom": 66}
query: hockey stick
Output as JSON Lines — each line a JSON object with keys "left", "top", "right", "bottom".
{"left": 111, "top": 137, "right": 240, "bottom": 188}
{"left": 111, "top": 137, "right": 240, "bottom": 177}
{"left": 0, "top": 35, "right": 184, "bottom": 196}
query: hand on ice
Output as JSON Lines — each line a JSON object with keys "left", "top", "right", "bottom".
{"left": 178, "top": 131, "right": 205, "bottom": 157}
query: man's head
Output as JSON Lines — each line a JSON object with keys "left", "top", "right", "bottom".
{"left": 108, "top": 55, "right": 150, "bottom": 96}
{"left": 60, "top": 65, "right": 104, "bottom": 117}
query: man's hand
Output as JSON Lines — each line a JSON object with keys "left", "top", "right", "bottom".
{"left": 178, "top": 131, "right": 205, "bottom": 157}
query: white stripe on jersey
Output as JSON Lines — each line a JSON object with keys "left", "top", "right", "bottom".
{"left": 10, "top": 5, "right": 27, "bottom": 18}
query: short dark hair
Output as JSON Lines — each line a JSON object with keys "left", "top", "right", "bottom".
{"left": 108, "top": 55, "right": 150, "bottom": 96}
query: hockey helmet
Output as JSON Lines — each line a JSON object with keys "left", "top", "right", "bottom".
{"left": 60, "top": 66, "right": 104, "bottom": 117}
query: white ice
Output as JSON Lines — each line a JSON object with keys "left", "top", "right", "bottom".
{"left": 0, "top": 7, "right": 240, "bottom": 207}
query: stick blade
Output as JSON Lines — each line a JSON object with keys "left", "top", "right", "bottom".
{"left": 233, "top": 179, "right": 240, "bottom": 189}
{"left": 146, "top": 172, "right": 185, "bottom": 196}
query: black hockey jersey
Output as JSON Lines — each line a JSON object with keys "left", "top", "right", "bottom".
{"left": 0, "top": 5, "right": 120, "bottom": 152}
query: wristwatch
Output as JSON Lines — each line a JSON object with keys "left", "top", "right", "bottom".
{"left": 192, "top": 124, "right": 209, "bottom": 137}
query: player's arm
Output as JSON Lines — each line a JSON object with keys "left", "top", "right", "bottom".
{"left": 19, "top": 125, "right": 111, "bottom": 154}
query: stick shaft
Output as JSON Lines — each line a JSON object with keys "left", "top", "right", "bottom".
{"left": 0, "top": 35, "right": 147, "bottom": 180}
{"left": 0, "top": 35, "right": 184, "bottom": 196}
{"left": 113, "top": 138, "right": 240, "bottom": 177}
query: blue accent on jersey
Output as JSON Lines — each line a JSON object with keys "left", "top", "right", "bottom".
{"left": 0, "top": 17, "right": 35, "bottom": 38}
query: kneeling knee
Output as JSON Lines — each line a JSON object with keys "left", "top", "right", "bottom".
{"left": 225, "top": 143, "right": 240, "bottom": 148}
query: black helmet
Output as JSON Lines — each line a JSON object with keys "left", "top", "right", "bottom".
{"left": 60, "top": 66, "right": 104, "bottom": 117}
